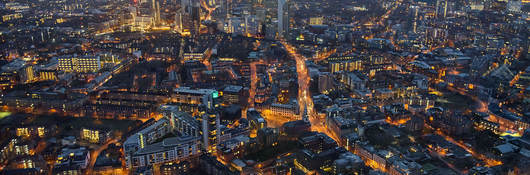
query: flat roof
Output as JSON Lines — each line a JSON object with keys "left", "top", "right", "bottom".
{"left": 223, "top": 85, "right": 243, "bottom": 93}
{"left": 174, "top": 87, "right": 216, "bottom": 95}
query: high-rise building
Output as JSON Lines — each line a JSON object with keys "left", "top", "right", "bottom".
{"left": 168, "top": 87, "right": 221, "bottom": 153}
{"left": 198, "top": 105, "right": 220, "bottom": 153}
{"left": 154, "top": 1, "right": 161, "bottom": 26}
{"left": 151, "top": 0, "right": 159, "bottom": 25}
{"left": 171, "top": 87, "right": 218, "bottom": 115}
{"left": 175, "top": 1, "right": 187, "bottom": 33}
{"left": 207, "top": 0, "right": 216, "bottom": 7}
{"left": 221, "top": 0, "right": 232, "bottom": 18}
{"left": 277, "top": 0, "right": 289, "bottom": 37}
{"left": 435, "top": 0, "right": 448, "bottom": 18}
{"left": 410, "top": 5, "right": 419, "bottom": 33}
{"left": 176, "top": 0, "right": 201, "bottom": 36}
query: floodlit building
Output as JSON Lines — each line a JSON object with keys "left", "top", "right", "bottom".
{"left": 57, "top": 55, "right": 101, "bottom": 73}
{"left": 79, "top": 127, "right": 111, "bottom": 144}
{"left": 198, "top": 105, "right": 221, "bottom": 153}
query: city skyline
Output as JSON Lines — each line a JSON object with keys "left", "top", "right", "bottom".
{"left": 0, "top": 0, "right": 528, "bottom": 174}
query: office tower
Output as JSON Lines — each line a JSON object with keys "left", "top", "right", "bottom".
{"left": 198, "top": 105, "right": 221, "bottom": 153}
{"left": 207, "top": 0, "right": 216, "bottom": 7}
{"left": 262, "top": 0, "right": 278, "bottom": 39}
{"left": 176, "top": 0, "right": 190, "bottom": 34}
{"left": 171, "top": 87, "right": 221, "bottom": 152}
{"left": 155, "top": 1, "right": 161, "bottom": 26}
{"left": 435, "top": 0, "right": 448, "bottom": 18}
{"left": 175, "top": 12, "right": 184, "bottom": 33}
{"left": 223, "top": 0, "right": 232, "bottom": 18}
{"left": 151, "top": 0, "right": 157, "bottom": 25}
{"left": 410, "top": 5, "right": 419, "bottom": 33}
{"left": 191, "top": 2, "right": 201, "bottom": 36}
{"left": 176, "top": 0, "right": 201, "bottom": 36}
{"left": 277, "top": 0, "right": 289, "bottom": 38}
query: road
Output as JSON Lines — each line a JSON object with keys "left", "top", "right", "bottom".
{"left": 422, "top": 123, "right": 503, "bottom": 168}
{"left": 85, "top": 139, "right": 118, "bottom": 175}
{"left": 280, "top": 41, "right": 313, "bottom": 118}
{"left": 426, "top": 83, "right": 505, "bottom": 167}
{"left": 248, "top": 61, "right": 259, "bottom": 108}
{"left": 281, "top": 40, "right": 340, "bottom": 143}
{"left": 275, "top": 0, "right": 408, "bottom": 145}
{"left": 435, "top": 129, "right": 502, "bottom": 167}
{"left": 199, "top": 0, "right": 216, "bottom": 20}
{"left": 278, "top": 0, "right": 406, "bottom": 142}
{"left": 201, "top": 36, "right": 223, "bottom": 71}
{"left": 445, "top": 84, "right": 521, "bottom": 134}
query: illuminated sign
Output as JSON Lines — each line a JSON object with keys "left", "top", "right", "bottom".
{"left": 0, "top": 112, "right": 11, "bottom": 119}
{"left": 212, "top": 91, "right": 219, "bottom": 98}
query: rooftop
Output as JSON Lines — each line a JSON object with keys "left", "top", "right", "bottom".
{"left": 135, "top": 136, "right": 199, "bottom": 155}
{"left": 223, "top": 85, "right": 243, "bottom": 93}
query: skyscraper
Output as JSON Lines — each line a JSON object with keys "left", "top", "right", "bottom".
{"left": 176, "top": 0, "right": 201, "bottom": 36}
{"left": 155, "top": 1, "right": 160, "bottom": 25}
{"left": 151, "top": 0, "right": 160, "bottom": 26}
{"left": 435, "top": 0, "right": 448, "bottom": 18}
{"left": 207, "top": 0, "right": 216, "bottom": 7}
{"left": 277, "top": 0, "right": 289, "bottom": 38}
{"left": 198, "top": 105, "right": 220, "bottom": 153}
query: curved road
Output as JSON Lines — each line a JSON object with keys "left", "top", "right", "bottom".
{"left": 85, "top": 139, "right": 118, "bottom": 175}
